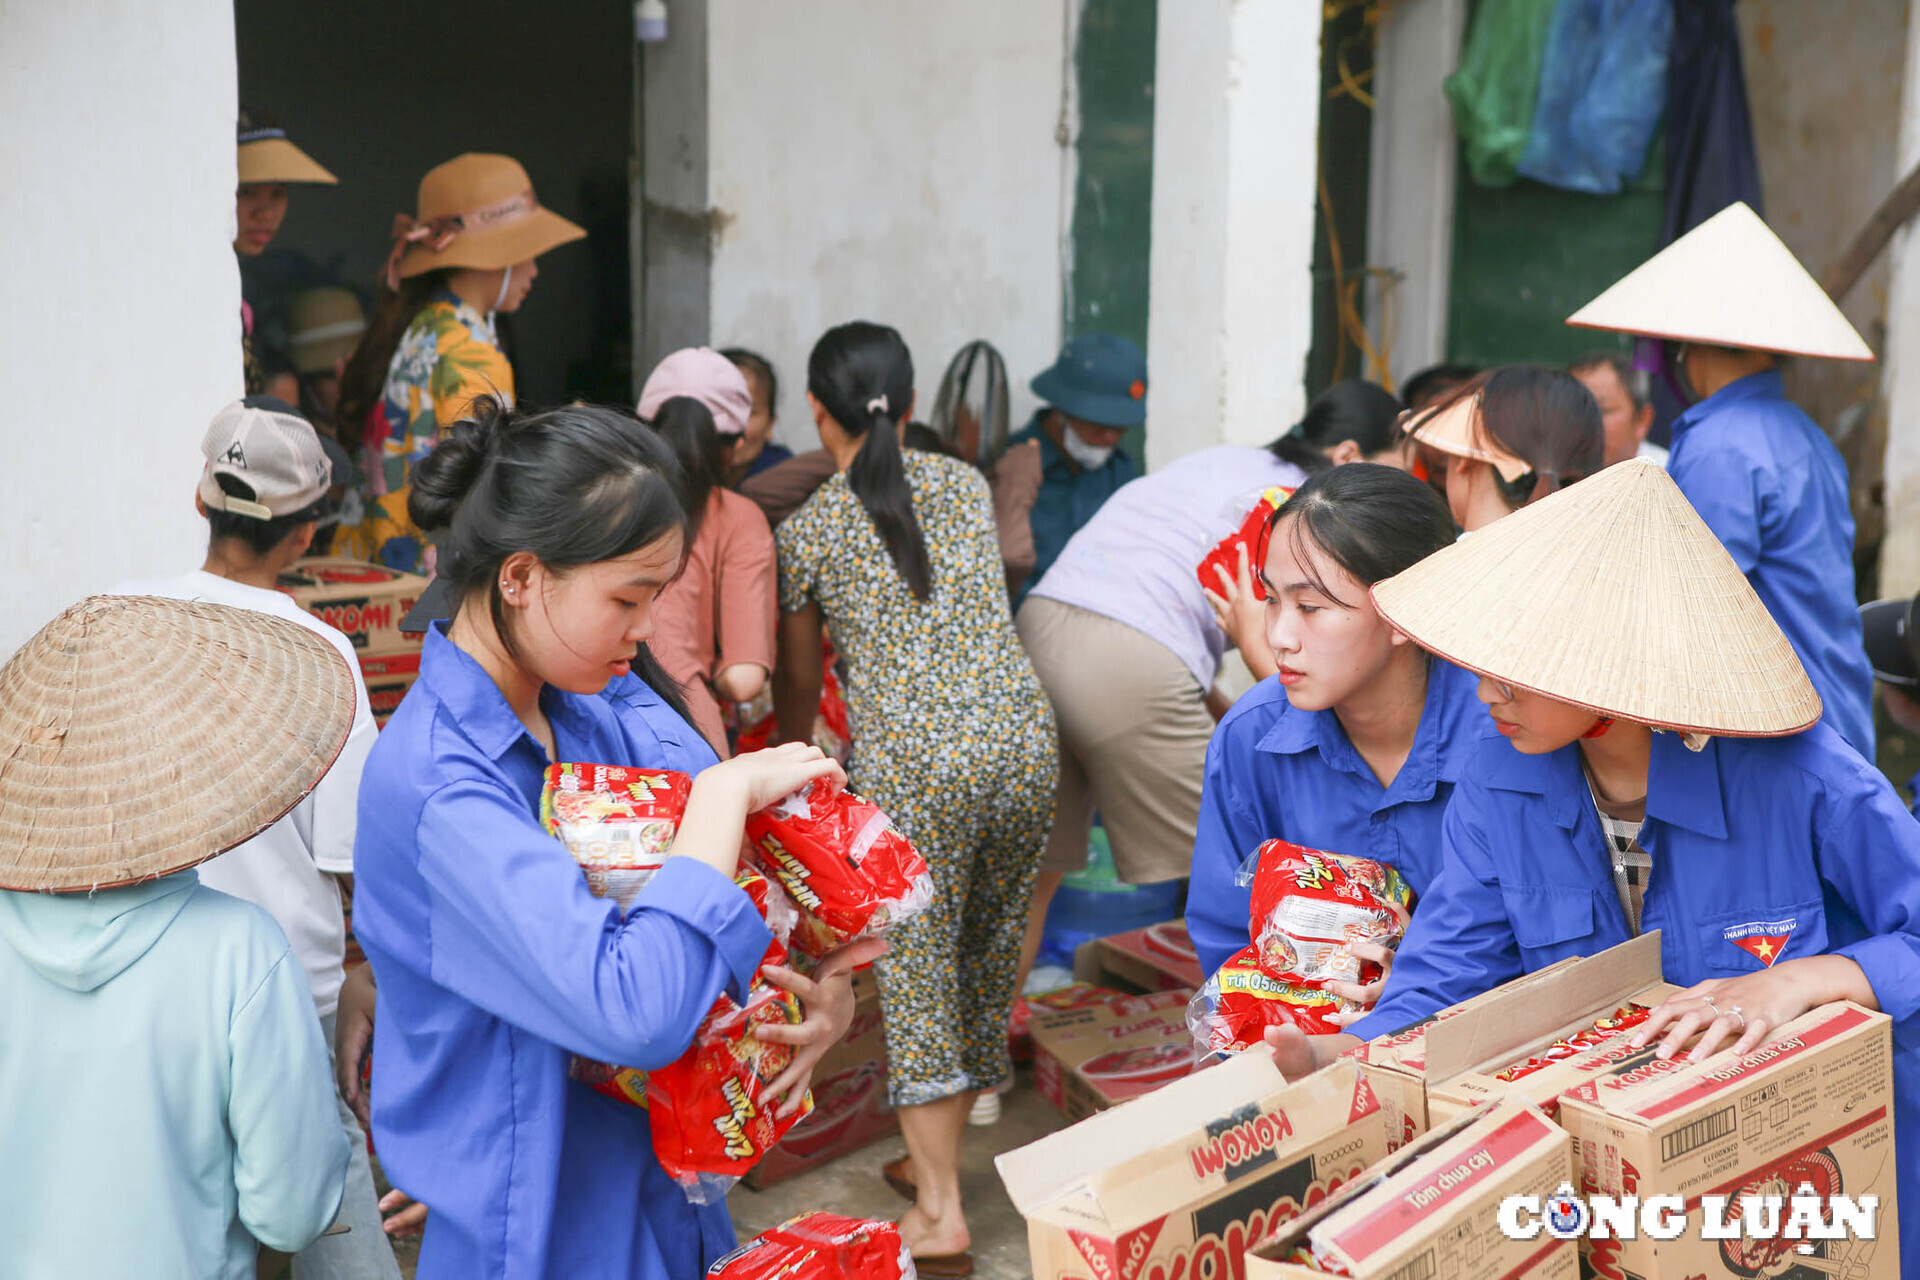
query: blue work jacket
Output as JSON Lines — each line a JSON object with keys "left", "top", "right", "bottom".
{"left": 1008, "top": 412, "right": 1135, "bottom": 608}
{"left": 1353, "top": 726, "right": 1920, "bottom": 1275}
{"left": 1668, "top": 370, "right": 1874, "bottom": 756}
{"left": 1186, "top": 661, "right": 1496, "bottom": 977}
{"left": 353, "top": 625, "right": 769, "bottom": 1280}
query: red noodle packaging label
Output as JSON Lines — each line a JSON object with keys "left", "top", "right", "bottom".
{"left": 1196, "top": 484, "right": 1296, "bottom": 600}
{"left": 1193, "top": 842, "right": 1412, "bottom": 1047}
{"left": 744, "top": 778, "right": 935, "bottom": 961}
{"left": 706, "top": 1212, "right": 913, "bottom": 1280}
{"left": 542, "top": 764, "right": 691, "bottom": 910}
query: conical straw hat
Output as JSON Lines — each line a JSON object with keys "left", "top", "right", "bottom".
{"left": 0, "top": 596, "right": 356, "bottom": 892}
{"left": 1566, "top": 203, "right": 1872, "bottom": 362}
{"left": 237, "top": 128, "right": 337, "bottom": 185}
{"left": 1370, "top": 459, "right": 1820, "bottom": 737}
{"left": 1405, "top": 391, "right": 1531, "bottom": 482}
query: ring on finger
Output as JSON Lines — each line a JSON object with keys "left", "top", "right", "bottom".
{"left": 1700, "top": 995, "right": 1721, "bottom": 1017}
{"left": 1726, "top": 1004, "right": 1746, "bottom": 1029}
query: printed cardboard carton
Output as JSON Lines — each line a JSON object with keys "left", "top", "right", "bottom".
{"left": 742, "top": 968, "right": 897, "bottom": 1188}
{"left": 1076, "top": 921, "right": 1206, "bottom": 994}
{"left": 1347, "top": 934, "right": 1661, "bottom": 1149}
{"left": 1000, "top": 1055, "right": 1392, "bottom": 1280}
{"left": 1557, "top": 1000, "right": 1900, "bottom": 1280}
{"left": 1029, "top": 990, "right": 1204, "bottom": 1122}
{"left": 1246, "top": 1100, "right": 1578, "bottom": 1280}
{"left": 277, "top": 556, "right": 428, "bottom": 655}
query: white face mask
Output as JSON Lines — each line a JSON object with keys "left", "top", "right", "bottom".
{"left": 1059, "top": 423, "right": 1116, "bottom": 470}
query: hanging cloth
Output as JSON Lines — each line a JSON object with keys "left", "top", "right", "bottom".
{"left": 1517, "top": 0, "right": 1674, "bottom": 194}
{"left": 1662, "top": 0, "right": 1764, "bottom": 241}
{"left": 1445, "top": 0, "right": 1559, "bottom": 187}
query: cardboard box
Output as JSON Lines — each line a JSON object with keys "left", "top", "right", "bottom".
{"left": 1076, "top": 921, "right": 1207, "bottom": 994}
{"left": 1247, "top": 1099, "right": 1577, "bottom": 1280}
{"left": 1030, "top": 989, "right": 1205, "bottom": 1122}
{"left": 1000, "top": 1054, "right": 1393, "bottom": 1280}
{"left": 1558, "top": 1000, "right": 1899, "bottom": 1280}
{"left": 1013, "top": 983, "right": 1134, "bottom": 1064}
{"left": 358, "top": 649, "right": 421, "bottom": 727}
{"left": 1348, "top": 934, "right": 1660, "bottom": 1149}
{"left": 277, "top": 557, "right": 428, "bottom": 655}
{"left": 742, "top": 968, "right": 898, "bottom": 1188}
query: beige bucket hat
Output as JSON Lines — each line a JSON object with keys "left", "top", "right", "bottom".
{"left": 237, "top": 118, "right": 337, "bottom": 185}
{"left": 1370, "top": 459, "right": 1821, "bottom": 738}
{"left": 0, "top": 597, "right": 356, "bottom": 892}
{"left": 288, "top": 287, "right": 368, "bottom": 374}
{"left": 388, "top": 153, "right": 586, "bottom": 285}
{"left": 1404, "top": 391, "right": 1531, "bottom": 482}
{"left": 1566, "top": 202, "right": 1873, "bottom": 362}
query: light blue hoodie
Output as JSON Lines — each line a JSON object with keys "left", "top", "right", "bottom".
{"left": 0, "top": 871, "right": 348, "bottom": 1279}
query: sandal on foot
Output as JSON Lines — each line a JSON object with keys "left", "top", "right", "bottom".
{"left": 882, "top": 1155, "right": 918, "bottom": 1204}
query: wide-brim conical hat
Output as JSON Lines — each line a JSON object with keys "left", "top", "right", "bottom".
{"left": 237, "top": 137, "right": 338, "bottom": 185}
{"left": 0, "top": 597, "right": 355, "bottom": 892}
{"left": 1370, "top": 459, "right": 1820, "bottom": 737}
{"left": 1567, "top": 203, "right": 1872, "bottom": 362}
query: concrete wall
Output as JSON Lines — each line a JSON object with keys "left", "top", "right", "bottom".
{"left": 705, "top": 0, "right": 1068, "bottom": 452}
{"left": 1739, "top": 0, "right": 1907, "bottom": 564}
{"left": 1145, "top": 1, "right": 1322, "bottom": 467}
{"left": 0, "top": 0, "right": 238, "bottom": 655}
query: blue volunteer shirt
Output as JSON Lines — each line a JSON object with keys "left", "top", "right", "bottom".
{"left": 1352, "top": 726, "right": 1920, "bottom": 1276}
{"left": 1187, "top": 660, "right": 1496, "bottom": 977}
{"left": 1667, "top": 370, "right": 1874, "bottom": 755}
{"left": 1008, "top": 411, "right": 1135, "bottom": 608}
{"left": 351, "top": 625, "right": 771, "bottom": 1280}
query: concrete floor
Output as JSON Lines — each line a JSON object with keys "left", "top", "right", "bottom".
{"left": 381, "top": 1072, "right": 1068, "bottom": 1279}
{"left": 729, "top": 1075, "right": 1066, "bottom": 1280}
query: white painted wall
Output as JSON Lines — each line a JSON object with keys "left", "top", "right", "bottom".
{"left": 1145, "top": 1, "right": 1322, "bottom": 469}
{"left": 0, "top": 0, "right": 239, "bottom": 655}
{"left": 706, "top": 0, "right": 1067, "bottom": 452}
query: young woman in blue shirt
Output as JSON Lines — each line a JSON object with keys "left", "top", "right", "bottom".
{"left": 1185, "top": 463, "right": 1491, "bottom": 1007}
{"left": 1267, "top": 461, "right": 1920, "bottom": 1275}
{"left": 348, "top": 400, "right": 876, "bottom": 1280}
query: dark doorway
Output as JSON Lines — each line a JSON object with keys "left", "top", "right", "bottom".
{"left": 235, "top": 0, "right": 633, "bottom": 407}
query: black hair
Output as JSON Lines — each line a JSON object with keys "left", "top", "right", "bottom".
{"left": 1400, "top": 362, "right": 1480, "bottom": 411}
{"left": 1266, "top": 380, "right": 1405, "bottom": 475}
{"left": 205, "top": 474, "right": 332, "bottom": 556}
{"left": 902, "top": 421, "right": 945, "bottom": 454}
{"left": 407, "top": 396, "right": 696, "bottom": 724}
{"left": 1568, "top": 349, "right": 1649, "bottom": 410}
{"left": 720, "top": 348, "right": 778, "bottom": 410}
{"left": 1265, "top": 463, "right": 1456, "bottom": 608}
{"left": 336, "top": 269, "right": 460, "bottom": 445}
{"left": 1421, "top": 366, "right": 1604, "bottom": 510}
{"left": 807, "top": 322, "right": 933, "bottom": 600}
{"left": 646, "top": 395, "right": 731, "bottom": 537}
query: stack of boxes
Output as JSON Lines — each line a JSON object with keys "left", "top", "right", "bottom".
{"left": 275, "top": 557, "right": 428, "bottom": 727}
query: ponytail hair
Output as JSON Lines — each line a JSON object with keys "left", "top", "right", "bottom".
{"left": 1266, "top": 380, "right": 1405, "bottom": 474}
{"left": 645, "top": 395, "right": 728, "bottom": 538}
{"left": 807, "top": 322, "right": 933, "bottom": 600}
{"left": 1423, "top": 366, "right": 1603, "bottom": 510}
{"left": 407, "top": 395, "right": 698, "bottom": 726}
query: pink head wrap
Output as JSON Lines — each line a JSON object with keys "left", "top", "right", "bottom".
{"left": 638, "top": 347, "right": 752, "bottom": 436}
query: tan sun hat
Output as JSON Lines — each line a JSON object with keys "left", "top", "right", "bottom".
{"left": 287, "top": 287, "right": 367, "bottom": 374}
{"left": 1369, "top": 458, "right": 1820, "bottom": 738}
{"left": 0, "top": 596, "right": 356, "bottom": 893}
{"left": 236, "top": 116, "right": 337, "bottom": 185}
{"left": 388, "top": 153, "right": 586, "bottom": 286}
{"left": 1404, "top": 390, "right": 1531, "bottom": 482}
{"left": 1566, "top": 202, "right": 1873, "bottom": 362}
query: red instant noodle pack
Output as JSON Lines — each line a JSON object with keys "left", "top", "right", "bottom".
{"left": 1191, "top": 840, "right": 1412, "bottom": 1049}
{"left": 542, "top": 764, "right": 691, "bottom": 910}
{"left": 735, "top": 640, "right": 851, "bottom": 761}
{"left": 1195, "top": 484, "right": 1296, "bottom": 600}
{"left": 743, "top": 778, "right": 935, "bottom": 961}
{"left": 707, "top": 1212, "right": 914, "bottom": 1280}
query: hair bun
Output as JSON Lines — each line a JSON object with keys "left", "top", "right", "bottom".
{"left": 408, "top": 396, "right": 507, "bottom": 532}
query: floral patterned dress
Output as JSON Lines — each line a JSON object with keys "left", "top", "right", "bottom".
{"left": 339, "top": 288, "right": 512, "bottom": 571}
{"left": 777, "top": 450, "right": 1057, "bottom": 1106}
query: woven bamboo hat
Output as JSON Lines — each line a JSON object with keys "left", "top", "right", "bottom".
{"left": 0, "top": 597, "right": 356, "bottom": 892}
{"left": 1566, "top": 202, "right": 1873, "bottom": 362}
{"left": 236, "top": 116, "right": 337, "bottom": 185}
{"left": 390, "top": 153, "right": 585, "bottom": 283}
{"left": 1404, "top": 391, "right": 1531, "bottom": 482}
{"left": 1369, "top": 459, "right": 1820, "bottom": 737}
